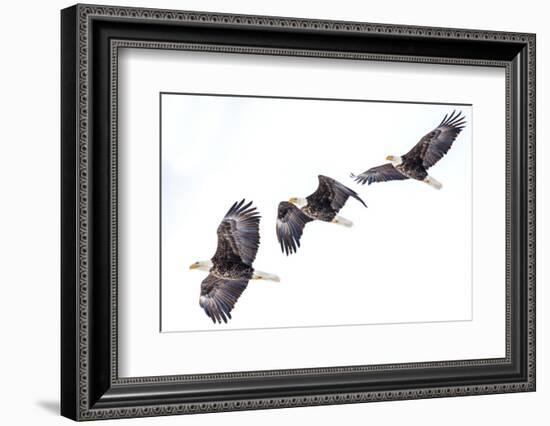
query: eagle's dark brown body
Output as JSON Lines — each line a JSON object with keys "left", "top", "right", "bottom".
{"left": 210, "top": 217, "right": 255, "bottom": 280}
{"left": 395, "top": 155, "right": 428, "bottom": 181}
{"left": 209, "top": 262, "right": 254, "bottom": 281}
{"left": 303, "top": 184, "right": 341, "bottom": 222}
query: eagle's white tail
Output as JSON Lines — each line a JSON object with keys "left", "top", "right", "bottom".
{"left": 253, "top": 270, "right": 280, "bottom": 282}
{"left": 424, "top": 175, "right": 443, "bottom": 190}
{"left": 332, "top": 215, "right": 353, "bottom": 228}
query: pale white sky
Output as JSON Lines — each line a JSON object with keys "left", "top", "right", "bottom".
{"left": 160, "top": 94, "right": 472, "bottom": 332}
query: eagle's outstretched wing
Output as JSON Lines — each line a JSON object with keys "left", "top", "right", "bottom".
{"left": 199, "top": 274, "right": 249, "bottom": 323}
{"left": 276, "top": 201, "right": 313, "bottom": 255}
{"left": 307, "top": 175, "right": 367, "bottom": 212}
{"left": 406, "top": 110, "right": 466, "bottom": 169}
{"left": 212, "top": 199, "right": 260, "bottom": 266}
{"left": 351, "top": 163, "right": 408, "bottom": 185}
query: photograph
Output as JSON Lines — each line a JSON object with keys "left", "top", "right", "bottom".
{"left": 160, "top": 93, "right": 472, "bottom": 332}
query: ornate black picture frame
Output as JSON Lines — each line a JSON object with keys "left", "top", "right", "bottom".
{"left": 61, "top": 3, "right": 535, "bottom": 421}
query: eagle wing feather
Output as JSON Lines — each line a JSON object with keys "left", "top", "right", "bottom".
{"left": 407, "top": 110, "right": 466, "bottom": 169}
{"left": 212, "top": 199, "right": 260, "bottom": 266}
{"left": 351, "top": 163, "right": 408, "bottom": 185}
{"left": 308, "top": 175, "right": 367, "bottom": 212}
{"left": 199, "top": 274, "right": 249, "bottom": 323}
{"left": 276, "top": 201, "right": 313, "bottom": 255}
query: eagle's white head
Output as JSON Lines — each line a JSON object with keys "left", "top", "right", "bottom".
{"left": 189, "top": 260, "right": 213, "bottom": 271}
{"left": 288, "top": 197, "right": 307, "bottom": 208}
{"left": 386, "top": 155, "right": 403, "bottom": 167}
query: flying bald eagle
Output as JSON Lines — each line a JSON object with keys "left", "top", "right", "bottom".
{"left": 189, "top": 199, "right": 279, "bottom": 323}
{"left": 351, "top": 110, "right": 466, "bottom": 189}
{"left": 276, "top": 175, "right": 367, "bottom": 255}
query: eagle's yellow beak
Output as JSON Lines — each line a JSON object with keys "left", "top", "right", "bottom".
{"left": 386, "top": 155, "right": 394, "bottom": 161}
{"left": 189, "top": 262, "right": 199, "bottom": 270}
{"left": 288, "top": 197, "right": 298, "bottom": 204}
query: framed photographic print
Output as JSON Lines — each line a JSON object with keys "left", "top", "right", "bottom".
{"left": 61, "top": 4, "right": 536, "bottom": 421}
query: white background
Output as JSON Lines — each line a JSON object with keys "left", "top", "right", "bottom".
{"left": 0, "top": 0, "right": 547, "bottom": 425}
{"left": 119, "top": 49, "right": 506, "bottom": 377}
